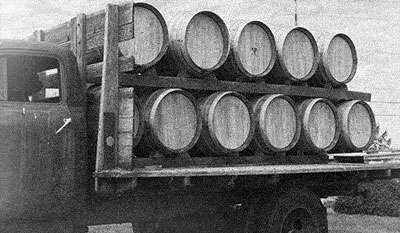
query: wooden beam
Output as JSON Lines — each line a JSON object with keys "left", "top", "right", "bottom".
{"left": 95, "top": 4, "right": 120, "bottom": 191}
{"left": 43, "top": 21, "right": 73, "bottom": 44}
{"left": 0, "top": 58, "right": 7, "bottom": 101}
{"left": 93, "top": 162, "right": 400, "bottom": 178}
{"left": 73, "top": 14, "right": 87, "bottom": 83}
{"left": 330, "top": 152, "right": 400, "bottom": 162}
{"left": 85, "top": 68, "right": 371, "bottom": 101}
{"left": 33, "top": 30, "right": 45, "bottom": 41}
{"left": 130, "top": 155, "right": 274, "bottom": 168}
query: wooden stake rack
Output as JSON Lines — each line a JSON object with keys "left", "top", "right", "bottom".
{"left": 29, "top": 2, "right": 397, "bottom": 194}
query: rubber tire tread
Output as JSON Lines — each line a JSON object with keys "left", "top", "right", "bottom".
{"left": 254, "top": 186, "right": 328, "bottom": 233}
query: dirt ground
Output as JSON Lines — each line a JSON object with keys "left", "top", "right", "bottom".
{"left": 88, "top": 212, "right": 400, "bottom": 233}
{"left": 327, "top": 213, "right": 400, "bottom": 233}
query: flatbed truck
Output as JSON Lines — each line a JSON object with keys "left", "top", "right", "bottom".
{"left": 0, "top": 2, "right": 399, "bottom": 233}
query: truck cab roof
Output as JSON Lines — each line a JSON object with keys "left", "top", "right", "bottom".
{"left": 0, "top": 39, "right": 71, "bottom": 57}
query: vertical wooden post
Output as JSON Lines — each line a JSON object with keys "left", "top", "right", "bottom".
{"left": 95, "top": 4, "right": 120, "bottom": 192}
{"left": 72, "top": 13, "right": 88, "bottom": 205}
{"left": 0, "top": 58, "right": 7, "bottom": 101}
{"left": 73, "top": 14, "right": 87, "bottom": 83}
{"left": 33, "top": 30, "right": 45, "bottom": 42}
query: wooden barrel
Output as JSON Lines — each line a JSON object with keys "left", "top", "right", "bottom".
{"left": 157, "top": 11, "right": 230, "bottom": 77}
{"left": 197, "top": 91, "right": 254, "bottom": 155}
{"left": 141, "top": 88, "right": 202, "bottom": 154}
{"left": 252, "top": 94, "right": 300, "bottom": 153}
{"left": 86, "top": 86, "right": 144, "bottom": 167}
{"left": 215, "top": 20, "right": 277, "bottom": 81}
{"left": 86, "top": 3, "right": 169, "bottom": 71}
{"left": 335, "top": 100, "right": 376, "bottom": 152}
{"left": 270, "top": 27, "right": 319, "bottom": 83}
{"left": 296, "top": 98, "right": 339, "bottom": 152}
{"left": 314, "top": 33, "right": 357, "bottom": 86}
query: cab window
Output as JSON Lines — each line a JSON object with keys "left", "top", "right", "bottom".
{"left": 0, "top": 55, "right": 61, "bottom": 103}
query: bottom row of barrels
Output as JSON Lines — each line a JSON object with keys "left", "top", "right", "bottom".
{"left": 87, "top": 87, "right": 376, "bottom": 158}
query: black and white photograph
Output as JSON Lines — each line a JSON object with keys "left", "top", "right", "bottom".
{"left": 0, "top": 0, "right": 399, "bottom": 232}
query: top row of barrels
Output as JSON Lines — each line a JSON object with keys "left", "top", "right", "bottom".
{"left": 48, "top": 2, "right": 357, "bottom": 86}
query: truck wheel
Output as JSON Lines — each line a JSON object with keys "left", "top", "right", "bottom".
{"left": 256, "top": 186, "right": 328, "bottom": 233}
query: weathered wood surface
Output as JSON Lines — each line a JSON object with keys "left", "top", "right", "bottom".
{"left": 157, "top": 11, "right": 230, "bottom": 77}
{"left": 86, "top": 3, "right": 169, "bottom": 71}
{"left": 47, "top": 65, "right": 371, "bottom": 101}
{"left": 140, "top": 88, "right": 201, "bottom": 154}
{"left": 252, "top": 94, "right": 300, "bottom": 152}
{"left": 87, "top": 87, "right": 144, "bottom": 169}
{"left": 0, "top": 58, "right": 7, "bottom": 101}
{"left": 96, "top": 4, "right": 120, "bottom": 179}
{"left": 270, "top": 27, "right": 319, "bottom": 83}
{"left": 313, "top": 33, "right": 357, "bottom": 86}
{"left": 42, "top": 21, "right": 73, "bottom": 44}
{"left": 41, "top": 2, "right": 168, "bottom": 72}
{"left": 73, "top": 14, "right": 87, "bottom": 88}
{"left": 335, "top": 100, "right": 375, "bottom": 152}
{"left": 90, "top": 73, "right": 372, "bottom": 101}
{"left": 93, "top": 159, "right": 400, "bottom": 178}
{"left": 215, "top": 20, "right": 276, "bottom": 81}
{"left": 330, "top": 152, "right": 400, "bottom": 162}
{"left": 295, "top": 98, "right": 340, "bottom": 152}
{"left": 196, "top": 91, "right": 254, "bottom": 155}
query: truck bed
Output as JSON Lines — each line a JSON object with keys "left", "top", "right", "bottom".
{"left": 94, "top": 152, "right": 400, "bottom": 178}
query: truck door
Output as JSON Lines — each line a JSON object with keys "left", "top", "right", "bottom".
{"left": 0, "top": 53, "right": 77, "bottom": 219}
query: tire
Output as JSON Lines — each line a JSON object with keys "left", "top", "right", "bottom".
{"left": 255, "top": 186, "right": 328, "bottom": 233}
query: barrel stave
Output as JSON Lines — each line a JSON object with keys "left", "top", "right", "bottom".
{"left": 334, "top": 100, "right": 376, "bottom": 152}
{"left": 294, "top": 98, "right": 340, "bottom": 153}
{"left": 251, "top": 94, "right": 300, "bottom": 153}
{"left": 86, "top": 3, "right": 169, "bottom": 72}
{"left": 140, "top": 88, "right": 202, "bottom": 155}
{"left": 311, "top": 32, "right": 357, "bottom": 87}
{"left": 215, "top": 20, "right": 277, "bottom": 81}
{"left": 270, "top": 27, "right": 319, "bottom": 83}
{"left": 157, "top": 11, "right": 230, "bottom": 77}
{"left": 196, "top": 91, "right": 254, "bottom": 155}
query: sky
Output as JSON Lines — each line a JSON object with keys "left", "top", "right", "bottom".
{"left": 0, "top": 0, "right": 126, "bottom": 39}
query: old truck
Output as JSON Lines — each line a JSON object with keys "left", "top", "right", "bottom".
{"left": 0, "top": 2, "right": 399, "bottom": 233}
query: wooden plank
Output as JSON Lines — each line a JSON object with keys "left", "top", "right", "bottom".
{"left": 93, "top": 162, "right": 400, "bottom": 178}
{"left": 86, "top": 3, "right": 134, "bottom": 35}
{"left": 85, "top": 68, "right": 371, "bottom": 101}
{"left": 87, "top": 57, "right": 134, "bottom": 78}
{"left": 87, "top": 22, "right": 134, "bottom": 51}
{"left": 330, "top": 152, "right": 399, "bottom": 157}
{"left": 330, "top": 152, "right": 400, "bottom": 161}
{"left": 43, "top": 21, "right": 73, "bottom": 44}
{"left": 0, "top": 57, "right": 7, "bottom": 100}
{"left": 33, "top": 30, "right": 45, "bottom": 41}
{"left": 73, "top": 14, "right": 87, "bottom": 83}
{"left": 95, "top": 3, "right": 120, "bottom": 183}
{"left": 130, "top": 155, "right": 275, "bottom": 168}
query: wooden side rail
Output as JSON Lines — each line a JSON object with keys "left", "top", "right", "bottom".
{"left": 39, "top": 71, "right": 371, "bottom": 101}
{"left": 93, "top": 161, "right": 400, "bottom": 178}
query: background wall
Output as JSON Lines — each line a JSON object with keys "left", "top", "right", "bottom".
{"left": 1, "top": 0, "right": 399, "bottom": 148}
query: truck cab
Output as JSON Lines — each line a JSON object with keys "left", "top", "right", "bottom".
{"left": 0, "top": 40, "right": 86, "bottom": 227}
